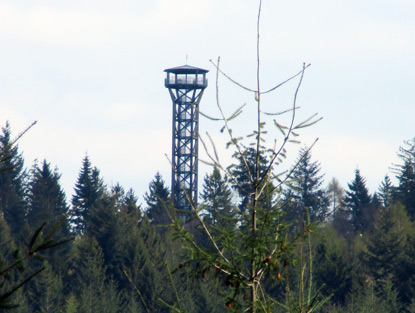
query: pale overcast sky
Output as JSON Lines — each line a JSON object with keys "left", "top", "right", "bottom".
{"left": 0, "top": 0, "right": 414, "bottom": 202}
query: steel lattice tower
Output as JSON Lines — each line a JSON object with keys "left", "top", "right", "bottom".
{"left": 164, "top": 65, "right": 208, "bottom": 212}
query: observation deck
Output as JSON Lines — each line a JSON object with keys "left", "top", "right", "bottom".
{"left": 164, "top": 65, "right": 208, "bottom": 89}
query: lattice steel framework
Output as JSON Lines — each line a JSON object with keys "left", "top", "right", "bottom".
{"left": 164, "top": 65, "right": 208, "bottom": 212}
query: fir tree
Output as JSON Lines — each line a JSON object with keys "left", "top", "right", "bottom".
{"left": 27, "top": 160, "right": 70, "bottom": 237}
{"left": 285, "top": 147, "right": 330, "bottom": 223}
{"left": 395, "top": 160, "right": 415, "bottom": 220}
{"left": 71, "top": 155, "right": 105, "bottom": 234}
{"left": 144, "top": 173, "right": 173, "bottom": 228}
{"left": 64, "top": 294, "right": 78, "bottom": 313}
{"left": 395, "top": 233, "right": 415, "bottom": 305}
{"left": 0, "top": 122, "right": 27, "bottom": 239}
{"left": 363, "top": 205, "right": 403, "bottom": 287}
{"left": 343, "top": 169, "right": 372, "bottom": 234}
{"left": 69, "top": 237, "right": 121, "bottom": 313}
{"left": 0, "top": 215, "right": 16, "bottom": 304}
{"left": 393, "top": 139, "right": 415, "bottom": 220}
{"left": 201, "top": 167, "right": 235, "bottom": 230}
{"left": 313, "top": 227, "right": 352, "bottom": 305}
{"left": 27, "top": 261, "right": 64, "bottom": 313}
{"left": 229, "top": 147, "right": 271, "bottom": 212}
{"left": 378, "top": 175, "right": 394, "bottom": 208}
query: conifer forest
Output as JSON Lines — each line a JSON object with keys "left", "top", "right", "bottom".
{"left": 1, "top": 118, "right": 415, "bottom": 312}
{"left": 1, "top": 2, "right": 414, "bottom": 312}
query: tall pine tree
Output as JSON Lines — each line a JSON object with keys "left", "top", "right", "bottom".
{"left": 378, "top": 175, "right": 394, "bottom": 208}
{"left": 144, "top": 173, "right": 173, "bottom": 228}
{"left": 343, "top": 169, "right": 372, "bottom": 234}
{"left": 284, "top": 147, "right": 330, "bottom": 223}
{"left": 393, "top": 139, "right": 415, "bottom": 220}
{"left": 27, "top": 160, "right": 70, "bottom": 236}
{"left": 71, "top": 155, "right": 105, "bottom": 234}
{"left": 200, "top": 167, "right": 235, "bottom": 229}
{"left": 363, "top": 205, "right": 404, "bottom": 288}
{"left": 0, "top": 122, "right": 27, "bottom": 239}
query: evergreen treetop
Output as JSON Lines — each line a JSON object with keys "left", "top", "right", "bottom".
{"left": 0, "top": 122, "right": 27, "bottom": 238}
{"left": 343, "top": 169, "right": 372, "bottom": 234}
{"left": 71, "top": 154, "right": 105, "bottom": 234}
{"left": 284, "top": 147, "right": 330, "bottom": 223}
{"left": 27, "top": 159, "right": 69, "bottom": 236}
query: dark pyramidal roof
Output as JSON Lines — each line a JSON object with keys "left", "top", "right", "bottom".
{"left": 164, "top": 65, "right": 209, "bottom": 74}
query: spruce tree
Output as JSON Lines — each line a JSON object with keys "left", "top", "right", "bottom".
{"left": 125, "top": 217, "right": 171, "bottom": 312}
{"left": 395, "top": 232, "right": 415, "bottom": 305}
{"left": 378, "top": 175, "right": 394, "bottom": 208}
{"left": 284, "top": 147, "right": 330, "bottom": 223}
{"left": 71, "top": 155, "right": 105, "bottom": 234}
{"left": 26, "top": 261, "right": 64, "bottom": 313}
{"left": 0, "top": 215, "right": 16, "bottom": 305}
{"left": 64, "top": 294, "right": 78, "bottom": 313}
{"left": 363, "top": 205, "right": 403, "bottom": 288}
{"left": 69, "top": 237, "right": 122, "bottom": 313}
{"left": 0, "top": 122, "right": 27, "bottom": 239}
{"left": 144, "top": 173, "right": 173, "bottom": 228}
{"left": 229, "top": 147, "right": 271, "bottom": 212}
{"left": 393, "top": 139, "right": 415, "bottom": 220}
{"left": 27, "top": 160, "right": 70, "bottom": 236}
{"left": 313, "top": 226, "right": 352, "bottom": 305}
{"left": 395, "top": 160, "right": 415, "bottom": 220}
{"left": 343, "top": 169, "right": 372, "bottom": 234}
{"left": 201, "top": 167, "right": 235, "bottom": 230}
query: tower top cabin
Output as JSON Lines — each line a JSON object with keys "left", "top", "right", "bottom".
{"left": 165, "top": 65, "right": 208, "bottom": 89}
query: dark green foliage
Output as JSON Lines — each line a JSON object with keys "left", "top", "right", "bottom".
{"left": 343, "top": 169, "right": 373, "bottom": 234}
{"left": 68, "top": 237, "right": 122, "bottom": 313}
{"left": 26, "top": 261, "right": 64, "bottom": 313}
{"left": 396, "top": 160, "right": 415, "bottom": 220}
{"left": 25, "top": 160, "right": 72, "bottom": 276}
{"left": 395, "top": 234, "right": 415, "bottom": 305}
{"left": 393, "top": 139, "right": 415, "bottom": 220}
{"left": 313, "top": 227, "right": 352, "bottom": 305}
{"left": 378, "top": 175, "right": 394, "bottom": 208}
{"left": 229, "top": 147, "right": 271, "bottom": 212}
{"left": 144, "top": 172, "right": 173, "bottom": 228}
{"left": 27, "top": 160, "right": 70, "bottom": 237}
{"left": 64, "top": 294, "right": 78, "bottom": 313}
{"left": 201, "top": 167, "right": 236, "bottom": 230}
{"left": 0, "top": 122, "right": 27, "bottom": 239}
{"left": 363, "top": 205, "right": 404, "bottom": 287}
{"left": 71, "top": 155, "right": 105, "bottom": 234}
{"left": 3, "top": 118, "right": 415, "bottom": 312}
{"left": 1, "top": 217, "right": 73, "bottom": 309}
{"left": 0, "top": 216, "right": 17, "bottom": 307}
{"left": 285, "top": 147, "right": 330, "bottom": 224}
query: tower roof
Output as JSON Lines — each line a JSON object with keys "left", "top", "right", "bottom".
{"left": 164, "top": 65, "right": 209, "bottom": 74}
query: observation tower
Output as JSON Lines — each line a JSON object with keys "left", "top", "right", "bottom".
{"left": 164, "top": 65, "right": 208, "bottom": 213}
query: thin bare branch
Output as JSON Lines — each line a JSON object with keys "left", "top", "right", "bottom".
{"left": 261, "top": 64, "right": 311, "bottom": 94}
{"left": 257, "top": 63, "right": 311, "bottom": 190}
{"left": 263, "top": 106, "right": 300, "bottom": 116}
{"left": 213, "top": 57, "right": 255, "bottom": 185}
{"left": 208, "top": 60, "right": 311, "bottom": 95}
{"left": 10, "top": 121, "right": 37, "bottom": 147}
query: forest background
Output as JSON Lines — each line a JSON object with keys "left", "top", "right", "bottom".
{"left": 1, "top": 120, "right": 415, "bottom": 312}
